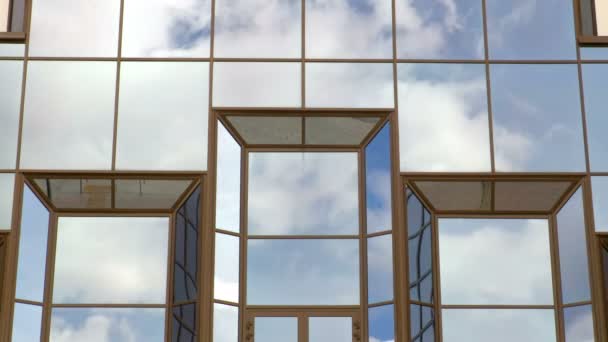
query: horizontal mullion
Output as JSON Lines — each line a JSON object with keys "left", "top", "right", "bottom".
{"left": 213, "top": 299, "right": 239, "bottom": 307}
{"left": 409, "top": 300, "right": 434, "bottom": 307}
{"left": 173, "top": 300, "right": 198, "bottom": 307}
{"left": 15, "top": 298, "right": 43, "bottom": 306}
{"left": 366, "top": 230, "right": 392, "bottom": 238}
{"left": 215, "top": 228, "right": 241, "bottom": 237}
{"left": 562, "top": 300, "right": 593, "bottom": 308}
{"left": 368, "top": 300, "right": 394, "bottom": 308}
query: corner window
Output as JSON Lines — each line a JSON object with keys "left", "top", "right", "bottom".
{"left": 0, "top": 0, "right": 26, "bottom": 39}
{"left": 579, "top": 0, "right": 608, "bottom": 43}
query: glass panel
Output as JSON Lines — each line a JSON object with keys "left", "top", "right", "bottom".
{"left": 255, "top": 317, "right": 298, "bottom": 342}
{"left": 443, "top": 309, "right": 556, "bottom": 342}
{"left": 398, "top": 63, "right": 491, "bottom": 172}
{"left": 580, "top": 0, "right": 595, "bottom": 36}
{"left": 306, "top": 63, "right": 393, "bottom": 108}
{"left": 21, "top": 61, "right": 116, "bottom": 169}
{"left": 0, "top": 43, "right": 24, "bottom": 57}
{"left": 413, "top": 181, "right": 491, "bottom": 212}
{"left": 214, "top": 0, "right": 300, "bottom": 58}
{"left": 438, "top": 219, "right": 553, "bottom": 305}
{"left": 29, "top": 0, "right": 120, "bottom": 57}
{"left": 12, "top": 303, "right": 42, "bottom": 342}
{"left": 247, "top": 239, "right": 360, "bottom": 305}
{"left": 306, "top": 116, "right": 380, "bottom": 145}
{"left": 583, "top": 64, "right": 608, "bottom": 171}
{"left": 592, "top": 177, "right": 608, "bottom": 232}
{"left": 581, "top": 47, "right": 608, "bottom": 59}
{"left": 366, "top": 124, "right": 392, "bottom": 234}
{"left": 226, "top": 116, "right": 302, "bottom": 145}
{"left": 598, "top": 0, "right": 608, "bottom": 35}
{"left": 306, "top": 0, "right": 391, "bottom": 58}
{"left": 0, "top": 61, "right": 22, "bottom": 168}
{"left": 558, "top": 189, "right": 591, "bottom": 303}
{"left": 407, "top": 190, "right": 433, "bottom": 303}
{"left": 213, "top": 62, "right": 301, "bottom": 107}
{"left": 369, "top": 305, "right": 394, "bottom": 342}
{"left": 494, "top": 181, "right": 573, "bottom": 212}
{"left": 117, "top": 62, "right": 209, "bottom": 170}
{"left": 410, "top": 305, "right": 435, "bottom": 342}
{"left": 15, "top": 186, "right": 48, "bottom": 301}
{"left": 216, "top": 123, "right": 241, "bottom": 232}
{"left": 115, "top": 179, "right": 192, "bottom": 209}
{"left": 36, "top": 178, "right": 112, "bottom": 209}
{"left": 368, "top": 234, "right": 394, "bottom": 303}
{"left": 53, "top": 217, "right": 169, "bottom": 304}
{"left": 486, "top": 0, "right": 576, "bottom": 59}
{"left": 121, "top": 0, "right": 211, "bottom": 57}
{"left": 214, "top": 233, "right": 239, "bottom": 303}
{"left": 173, "top": 304, "right": 197, "bottom": 340}
{"left": 248, "top": 152, "right": 358, "bottom": 235}
{"left": 0, "top": 173, "right": 14, "bottom": 230}
{"left": 213, "top": 304, "right": 238, "bottom": 342}
{"left": 491, "top": 64, "right": 585, "bottom": 172}
{"left": 50, "top": 308, "right": 164, "bottom": 342}
{"left": 564, "top": 305, "right": 594, "bottom": 342}
{"left": 9, "top": 0, "right": 24, "bottom": 32}
{"left": 309, "top": 317, "right": 352, "bottom": 342}
{"left": 174, "top": 188, "right": 200, "bottom": 303}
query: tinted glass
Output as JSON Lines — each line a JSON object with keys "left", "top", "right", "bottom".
{"left": 247, "top": 239, "right": 359, "bottom": 305}
{"left": 213, "top": 304, "right": 238, "bottom": 342}
{"left": 309, "top": 317, "right": 352, "bottom": 342}
{"left": 413, "top": 181, "right": 491, "bottom": 211}
{"left": 33, "top": 178, "right": 112, "bottom": 210}
{"left": 0, "top": 61, "right": 22, "bottom": 168}
{"left": 214, "top": 233, "right": 240, "bottom": 303}
{"left": 248, "top": 152, "right": 358, "bottom": 235}
{"left": 174, "top": 189, "right": 200, "bottom": 303}
{"left": 216, "top": 123, "right": 241, "bottom": 232}
{"left": 398, "top": 63, "right": 490, "bottom": 172}
{"left": 592, "top": 177, "right": 608, "bottom": 232}
{"left": 582, "top": 64, "right": 608, "bottom": 171}
{"left": 227, "top": 116, "right": 302, "bottom": 145}
{"left": 0, "top": 174, "right": 14, "bottom": 230}
{"left": 366, "top": 124, "right": 392, "bottom": 233}
{"left": 368, "top": 234, "right": 394, "bottom": 303}
{"left": 369, "top": 305, "right": 395, "bottom": 342}
{"left": 255, "top": 317, "right": 298, "bottom": 342}
{"left": 12, "top": 303, "right": 42, "bottom": 342}
{"left": 407, "top": 190, "right": 433, "bottom": 303}
{"left": 564, "top": 305, "right": 595, "bottom": 342}
{"left": 21, "top": 61, "right": 116, "bottom": 169}
{"left": 173, "top": 304, "right": 197, "bottom": 340}
{"left": 306, "top": 116, "right": 380, "bottom": 146}
{"left": 117, "top": 62, "right": 209, "bottom": 171}
{"left": 115, "top": 179, "right": 192, "bottom": 209}
{"left": 53, "top": 217, "right": 169, "bottom": 304}
{"left": 410, "top": 305, "right": 435, "bottom": 342}
{"left": 494, "top": 181, "right": 573, "bottom": 212}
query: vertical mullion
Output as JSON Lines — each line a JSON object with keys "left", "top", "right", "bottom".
{"left": 111, "top": 0, "right": 125, "bottom": 171}
{"left": 299, "top": 314, "right": 308, "bottom": 342}
{"left": 358, "top": 149, "right": 369, "bottom": 342}
{"left": 301, "top": 0, "right": 305, "bottom": 108}
{"left": 40, "top": 213, "right": 58, "bottom": 342}
{"left": 238, "top": 147, "right": 249, "bottom": 342}
{"left": 548, "top": 215, "right": 565, "bottom": 342}
{"left": 481, "top": 0, "right": 496, "bottom": 173}
{"left": 432, "top": 214, "right": 443, "bottom": 342}
{"left": 196, "top": 178, "right": 205, "bottom": 341}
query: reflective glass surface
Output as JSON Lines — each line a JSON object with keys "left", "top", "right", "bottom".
{"left": 0, "top": 61, "right": 22, "bottom": 168}
{"left": 247, "top": 239, "right": 359, "bottom": 305}
{"left": 398, "top": 63, "right": 490, "bottom": 172}
{"left": 53, "top": 217, "right": 169, "bottom": 304}
{"left": 255, "top": 317, "right": 298, "bottom": 342}
{"left": 0, "top": 173, "right": 14, "bottom": 230}
{"left": 216, "top": 123, "right": 241, "bottom": 232}
{"left": 115, "top": 179, "right": 192, "bottom": 209}
{"left": 368, "top": 234, "right": 394, "bottom": 303}
{"left": 414, "top": 181, "right": 491, "bottom": 212}
{"left": 592, "top": 177, "right": 608, "bottom": 232}
{"left": 494, "top": 181, "right": 573, "bottom": 212}
{"left": 214, "top": 233, "right": 239, "bottom": 303}
{"left": 21, "top": 61, "right": 116, "bottom": 170}
{"left": 117, "top": 62, "right": 209, "bottom": 171}
{"left": 581, "top": 47, "right": 608, "bottom": 60}
{"left": 12, "top": 303, "right": 42, "bottom": 342}
{"left": 369, "top": 305, "right": 395, "bottom": 342}
{"left": 366, "top": 124, "right": 392, "bottom": 233}
{"left": 407, "top": 190, "right": 433, "bottom": 303}
{"left": 226, "top": 116, "right": 302, "bottom": 145}
{"left": 173, "top": 304, "right": 197, "bottom": 342}
{"left": 33, "top": 178, "right": 112, "bottom": 210}
{"left": 564, "top": 305, "right": 595, "bottom": 342}
{"left": 305, "top": 116, "right": 380, "bottom": 145}
{"left": 410, "top": 305, "right": 434, "bottom": 342}
{"left": 213, "top": 304, "right": 238, "bottom": 342}
{"left": 491, "top": 64, "right": 585, "bottom": 172}
{"left": 438, "top": 219, "right": 553, "bottom": 305}
{"left": 0, "top": 43, "right": 24, "bottom": 57}
{"left": 582, "top": 64, "right": 608, "bottom": 171}
{"left": 248, "top": 152, "right": 358, "bottom": 235}
{"left": 174, "top": 189, "right": 200, "bottom": 303}
{"left": 309, "top": 317, "right": 352, "bottom": 342}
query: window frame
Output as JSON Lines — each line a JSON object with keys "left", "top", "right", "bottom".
{"left": 577, "top": 0, "right": 608, "bottom": 45}
{"left": 0, "top": 0, "right": 28, "bottom": 42}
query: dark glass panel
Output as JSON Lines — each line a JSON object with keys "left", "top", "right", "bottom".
{"left": 226, "top": 116, "right": 302, "bottom": 145}
{"left": 410, "top": 304, "right": 435, "bottom": 342}
{"left": 494, "top": 181, "right": 573, "bottom": 212}
{"left": 173, "top": 189, "right": 201, "bottom": 303}
{"left": 173, "top": 304, "right": 197, "bottom": 338}
{"left": 407, "top": 189, "right": 433, "bottom": 304}
{"left": 306, "top": 116, "right": 380, "bottom": 145}
{"left": 413, "top": 181, "right": 491, "bottom": 211}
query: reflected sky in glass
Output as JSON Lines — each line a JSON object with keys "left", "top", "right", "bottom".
{"left": 213, "top": 304, "right": 238, "bottom": 342}
{"left": 122, "top": 0, "right": 211, "bottom": 57}
{"left": 398, "top": 63, "right": 490, "bottom": 172}
{"left": 491, "top": 64, "right": 585, "bottom": 172}
{"left": 564, "top": 305, "right": 594, "bottom": 342}
{"left": 408, "top": 190, "right": 433, "bottom": 304}
{"left": 582, "top": 64, "right": 608, "bottom": 171}
{"left": 439, "top": 219, "right": 553, "bottom": 305}
{"left": 486, "top": 0, "right": 576, "bottom": 59}
{"left": 0, "top": 43, "right": 25, "bottom": 57}
{"left": 369, "top": 305, "right": 394, "bottom": 342}
{"left": 53, "top": 217, "right": 169, "bottom": 304}
{"left": 410, "top": 304, "right": 434, "bottom": 342}
{"left": 0, "top": 173, "right": 14, "bottom": 230}
{"left": 216, "top": 123, "right": 241, "bottom": 232}
{"left": 306, "top": 63, "right": 393, "bottom": 108}
{"left": 117, "top": 62, "right": 209, "bottom": 171}
{"left": 15, "top": 186, "right": 49, "bottom": 302}
{"left": 557, "top": 189, "right": 591, "bottom": 304}
{"left": 0, "top": 61, "right": 22, "bottom": 169}
{"left": 368, "top": 234, "right": 394, "bottom": 304}
{"left": 442, "top": 309, "right": 556, "bottom": 342}
{"left": 396, "top": 0, "right": 483, "bottom": 59}
{"left": 247, "top": 239, "right": 359, "bottom": 305}
{"left": 592, "top": 177, "right": 608, "bottom": 232}
{"left": 21, "top": 61, "right": 116, "bottom": 170}
{"left": 215, "top": 0, "right": 300, "bottom": 58}
{"left": 214, "top": 233, "right": 239, "bottom": 303}
{"left": 306, "top": 0, "right": 392, "bottom": 58}
{"left": 248, "top": 152, "right": 358, "bottom": 235}
{"left": 255, "top": 317, "right": 298, "bottom": 342}
{"left": 366, "top": 124, "right": 392, "bottom": 233}
{"left": 50, "top": 308, "right": 165, "bottom": 342}
{"left": 12, "top": 303, "right": 42, "bottom": 342}
{"left": 581, "top": 48, "right": 608, "bottom": 60}
{"left": 309, "top": 317, "right": 352, "bottom": 342}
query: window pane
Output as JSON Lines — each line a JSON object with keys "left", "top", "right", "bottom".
{"left": 442, "top": 309, "right": 556, "bottom": 342}
{"left": 15, "top": 186, "right": 48, "bottom": 301}
{"left": 593, "top": 177, "right": 608, "bottom": 232}
{"left": 12, "top": 303, "right": 42, "bottom": 342}
{"left": 0, "top": 174, "right": 14, "bottom": 230}
{"left": 438, "top": 219, "right": 553, "bottom": 305}
{"left": 413, "top": 181, "right": 491, "bottom": 212}
{"left": 309, "top": 317, "right": 352, "bottom": 342}
{"left": 216, "top": 123, "right": 241, "bottom": 232}
{"left": 121, "top": 0, "right": 211, "bottom": 57}
{"left": 29, "top": 0, "right": 120, "bottom": 57}
{"left": 173, "top": 303, "right": 197, "bottom": 340}
{"left": 0, "top": 43, "right": 24, "bottom": 57}
{"left": 494, "top": 181, "right": 574, "bottom": 212}
{"left": 247, "top": 239, "right": 359, "bottom": 305}
{"left": 564, "top": 305, "right": 594, "bottom": 342}
{"left": 306, "top": 116, "right": 380, "bottom": 146}
{"left": 34, "top": 178, "right": 112, "bottom": 210}
{"left": 398, "top": 63, "right": 490, "bottom": 172}
{"left": 214, "top": 233, "right": 239, "bottom": 303}
{"left": 255, "top": 317, "right": 298, "bottom": 342}
{"left": 117, "top": 62, "right": 209, "bottom": 170}
{"left": 491, "top": 64, "right": 585, "bottom": 172}
{"left": 366, "top": 124, "right": 392, "bottom": 233}
{"left": 0, "top": 61, "right": 22, "bottom": 168}
{"left": 410, "top": 305, "right": 435, "bottom": 342}
{"left": 213, "top": 62, "right": 301, "bottom": 107}
{"left": 248, "top": 152, "right": 358, "bottom": 235}
{"left": 174, "top": 189, "right": 200, "bottom": 303}
{"left": 226, "top": 116, "right": 302, "bottom": 145}
{"left": 21, "top": 61, "right": 115, "bottom": 169}
{"left": 214, "top": 0, "right": 300, "bottom": 58}
{"left": 115, "top": 179, "right": 192, "bottom": 209}
{"left": 395, "top": 0, "right": 483, "bottom": 59}
{"left": 557, "top": 189, "right": 591, "bottom": 303}
{"left": 582, "top": 64, "right": 608, "bottom": 171}
{"left": 50, "top": 308, "right": 164, "bottom": 342}
{"left": 306, "top": 0, "right": 391, "bottom": 58}
{"left": 213, "top": 304, "right": 238, "bottom": 342}
{"left": 369, "top": 305, "right": 394, "bottom": 342}
{"left": 306, "top": 63, "right": 393, "bottom": 108}
{"left": 486, "top": 0, "right": 575, "bottom": 59}
{"left": 368, "top": 234, "right": 394, "bottom": 303}
{"left": 53, "top": 217, "right": 169, "bottom": 304}
{"left": 407, "top": 190, "right": 433, "bottom": 303}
